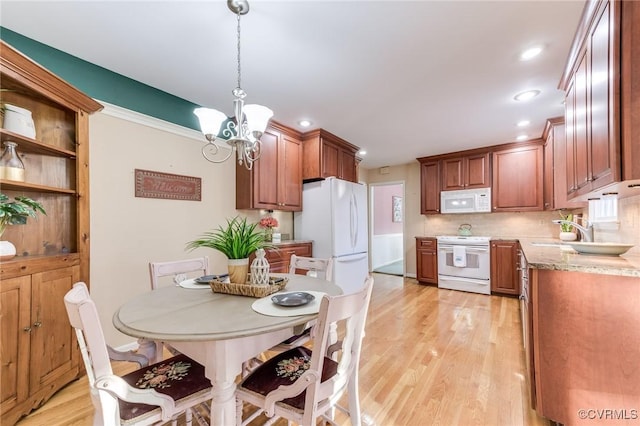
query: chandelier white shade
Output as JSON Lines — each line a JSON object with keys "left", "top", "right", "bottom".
{"left": 194, "top": 0, "right": 273, "bottom": 170}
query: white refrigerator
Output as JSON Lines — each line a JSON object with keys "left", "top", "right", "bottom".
{"left": 294, "top": 177, "right": 369, "bottom": 294}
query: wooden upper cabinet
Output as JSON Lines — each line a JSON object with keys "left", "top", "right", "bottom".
{"left": 418, "top": 159, "right": 440, "bottom": 214}
{"left": 543, "top": 121, "right": 555, "bottom": 210}
{"left": 301, "top": 129, "right": 360, "bottom": 183}
{"left": 559, "top": 0, "right": 640, "bottom": 199}
{"left": 441, "top": 152, "right": 490, "bottom": 190}
{"left": 236, "top": 121, "right": 302, "bottom": 211}
{"left": 492, "top": 142, "right": 544, "bottom": 212}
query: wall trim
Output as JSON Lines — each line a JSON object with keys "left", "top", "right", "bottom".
{"left": 99, "top": 100, "right": 205, "bottom": 143}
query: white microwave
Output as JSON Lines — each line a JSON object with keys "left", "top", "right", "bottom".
{"left": 440, "top": 188, "right": 492, "bottom": 214}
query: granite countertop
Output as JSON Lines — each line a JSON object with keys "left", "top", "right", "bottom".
{"left": 518, "top": 237, "right": 640, "bottom": 278}
{"left": 270, "top": 240, "right": 313, "bottom": 246}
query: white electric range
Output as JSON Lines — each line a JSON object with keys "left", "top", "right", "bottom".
{"left": 436, "top": 236, "right": 491, "bottom": 295}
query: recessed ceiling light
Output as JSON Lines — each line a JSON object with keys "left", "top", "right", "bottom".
{"left": 514, "top": 90, "right": 541, "bottom": 102}
{"left": 520, "top": 46, "right": 543, "bottom": 61}
{"left": 298, "top": 119, "right": 312, "bottom": 127}
{"left": 516, "top": 135, "right": 528, "bottom": 141}
{"left": 358, "top": 150, "right": 367, "bottom": 156}
{"left": 517, "top": 120, "right": 530, "bottom": 127}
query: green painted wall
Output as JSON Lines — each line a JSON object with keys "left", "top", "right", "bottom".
{"left": 1, "top": 27, "right": 202, "bottom": 131}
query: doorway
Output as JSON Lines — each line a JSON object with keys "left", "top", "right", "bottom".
{"left": 370, "top": 182, "right": 404, "bottom": 276}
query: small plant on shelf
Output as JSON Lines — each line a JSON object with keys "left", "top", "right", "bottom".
{"left": 0, "top": 193, "right": 46, "bottom": 237}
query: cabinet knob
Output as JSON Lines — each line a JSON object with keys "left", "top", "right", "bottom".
{"left": 34, "top": 321, "right": 42, "bottom": 328}
{"left": 23, "top": 326, "right": 32, "bottom": 333}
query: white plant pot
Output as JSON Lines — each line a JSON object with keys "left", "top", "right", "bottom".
{"left": 559, "top": 231, "right": 577, "bottom": 241}
{"left": 0, "top": 240, "right": 17, "bottom": 260}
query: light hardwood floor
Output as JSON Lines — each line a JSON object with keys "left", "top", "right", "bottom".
{"left": 16, "top": 273, "right": 548, "bottom": 426}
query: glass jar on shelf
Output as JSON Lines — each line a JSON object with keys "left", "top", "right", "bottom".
{"left": 0, "top": 141, "right": 25, "bottom": 181}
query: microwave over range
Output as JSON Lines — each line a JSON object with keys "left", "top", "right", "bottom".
{"left": 440, "top": 188, "right": 491, "bottom": 214}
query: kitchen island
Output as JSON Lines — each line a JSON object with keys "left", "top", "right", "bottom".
{"left": 518, "top": 239, "right": 640, "bottom": 425}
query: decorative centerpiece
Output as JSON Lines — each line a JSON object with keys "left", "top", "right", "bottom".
{"left": 558, "top": 212, "right": 577, "bottom": 241}
{"left": 0, "top": 193, "right": 46, "bottom": 260}
{"left": 186, "top": 216, "right": 267, "bottom": 284}
{"left": 259, "top": 214, "right": 278, "bottom": 242}
{"left": 250, "top": 248, "right": 270, "bottom": 285}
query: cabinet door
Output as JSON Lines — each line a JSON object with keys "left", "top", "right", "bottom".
{"left": 565, "top": 78, "right": 578, "bottom": 196}
{"left": 441, "top": 157, "right": 465, "bottom": 190}
{"left": 1, "top": 276, "right": 31, "bottom": 415}
{"left": 589, "top": 1, "right": 617, "bottom": 189}
{"left": 492, "top": 145, "right": 543, "bottom": 212}
{"left": 321, "top": 140, "right": 340, "bottom": 179}
{"left": 574, "top": 50, "right": 590, "bottom": 193}
{"left": 465, "top": 153, "right": 490, "bottom": 188}
{"left": 278, "top": 134, "right": 302, "bottom": 210}
{"left": 543, "top": 133, "right": 554, "bottom": 210}
{"left": 415, "top": 238, "right": 438, "bottom": 285}
{"left": 253, "top": 128, "right": 279, "bottom": 209}
{"left": 490, "top": 241, "right": 519, "bottom": 295}
{"left": 29, "top": 266, "right": 80, "bottom": 393}
{"left": 420, "top": 160, "right": 440, "bottom": 214}
{"left": 339, "top": 149, "right": 357, "bottom": 182}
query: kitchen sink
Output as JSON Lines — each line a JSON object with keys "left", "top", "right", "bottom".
{"left": 530, "top": 242, "right": 564, "bottom": 247}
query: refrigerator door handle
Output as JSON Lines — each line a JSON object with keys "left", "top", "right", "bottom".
{"left": 350, "top": 192, "right": 358, "bottom": 249}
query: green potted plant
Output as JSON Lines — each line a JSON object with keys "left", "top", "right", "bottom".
{"left": 186, "top": 216, "right": 269, "bottom": 284}
{"left": 0, "top": 193, "right": 46, "bottom": 260}
{"left": 558, "top": 212, "right": 576, "bottom": 241}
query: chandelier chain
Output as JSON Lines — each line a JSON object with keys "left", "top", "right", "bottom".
{"left": 236, "top": 11, "right": 242, "bottom": 90}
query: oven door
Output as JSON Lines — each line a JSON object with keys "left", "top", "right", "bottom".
{"left": 437, "top": 243, "right": 490, "bottom": 280}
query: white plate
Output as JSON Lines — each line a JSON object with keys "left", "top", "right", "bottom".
{"left": 566, "top": 242, "right": 634, "bottom": 256}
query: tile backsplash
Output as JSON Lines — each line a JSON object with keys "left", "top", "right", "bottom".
{"left": 421, "top": 193, "right": 640, "bottom": 256}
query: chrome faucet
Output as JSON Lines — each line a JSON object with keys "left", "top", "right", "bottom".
{"left": 552, "top": 219, "right": 594, "bottom": 242}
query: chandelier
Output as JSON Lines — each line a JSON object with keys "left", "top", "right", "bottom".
{"left": 194, "top": 0, "right": 273, "bottom": 170}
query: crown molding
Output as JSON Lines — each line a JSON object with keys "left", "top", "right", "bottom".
{"left": 98, "top": 100, "right": 204, "bottom": 143}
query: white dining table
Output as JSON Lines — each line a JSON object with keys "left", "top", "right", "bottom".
{"left": 112, "top": 273, "right": 342, "bottom": 426}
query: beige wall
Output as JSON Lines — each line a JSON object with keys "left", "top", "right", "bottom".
{"left": 89, "top": 108, "right": 292, "bottom": 347}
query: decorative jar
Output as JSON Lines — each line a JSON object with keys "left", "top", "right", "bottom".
{"left": 0, "top": 141, "right": 25, "bottom": 181}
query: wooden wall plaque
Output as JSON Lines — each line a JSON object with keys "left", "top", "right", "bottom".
{"left": 134, "top": 169, "right": 201, "bottom": 201}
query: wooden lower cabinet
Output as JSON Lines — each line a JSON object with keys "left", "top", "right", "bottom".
{"left": 490, "top": 240, "right": 520, "bottom": 296}
{"left": 250, "top": 242, "right": 312, "bottom": 274}
{"left": 532, "top": 269, "right": 640, "bottom": 424}
{"left": 1, "top": 261, "right": 81, "bottom": 426}
{"left": 416, "top": 237, "right": 438, "bottom": 285}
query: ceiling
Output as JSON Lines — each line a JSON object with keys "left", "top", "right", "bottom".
{"left": 1, "top": 0, "right": 586, "bottom": 169}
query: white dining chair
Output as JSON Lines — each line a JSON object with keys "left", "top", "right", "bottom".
{"left": 147, "top": 257, "right": 211, "bottom": 358}
{"left": 64, "top": 282, "right": 212, "bottom": 426}
{"left": 289, "top": 254, "right": 334, "bottom": 281}
{"left": 269, "top": 255, "right": 334, "bottom": 351}
{"left": 236, "top": 275, "right": 374, "bottom": 426}
{"left": 149, "top": 256, "right": 210, "bottom": 290}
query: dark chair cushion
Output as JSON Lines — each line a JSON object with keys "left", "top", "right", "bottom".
{"left": 239, "top": 346, "right": 338, "bottom": 411}
{"left": 117, "top": 354, "right": 211, "bottom": 421}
